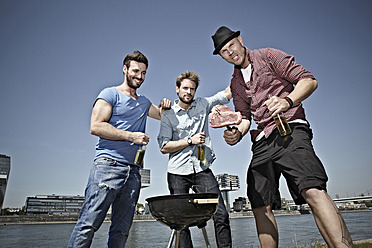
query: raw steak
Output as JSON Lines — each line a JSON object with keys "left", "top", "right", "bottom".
{"left": 209, "top": 105, "right": 242, "bottom": 128}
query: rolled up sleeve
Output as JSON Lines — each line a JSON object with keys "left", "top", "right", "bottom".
{"left": 205, "top": 90, "right": 230, "bottom": 113}
{"left": 157, "top": 113, "right": 172, "bottom": 149}
{"left": 268, "top": 48, "right": 315, "bottom": 84}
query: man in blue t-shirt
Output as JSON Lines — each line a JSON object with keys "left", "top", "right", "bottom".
{"left": 68, "top": 50, "right": 171, "bottom": 248}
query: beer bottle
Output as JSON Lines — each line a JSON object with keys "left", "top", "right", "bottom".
{"left": 134, "top": 145, "right": 146, "bottom": 166}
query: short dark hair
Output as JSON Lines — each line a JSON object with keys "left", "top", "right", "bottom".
{"left": 123, "top": 50, "right": 148, "bottom": 70}
{"left": 176, "top": 71, "right": 199, "bottom": 89}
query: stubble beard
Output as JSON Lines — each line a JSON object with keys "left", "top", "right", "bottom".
{"left": 178, "top": 94, "right": 193, "bottom": 105}
{"left": 127, "top": 74, "right": 143, "bottom": 89}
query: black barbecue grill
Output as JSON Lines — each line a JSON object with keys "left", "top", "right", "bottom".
{"left": 146, "top": 193, "right": 219, "bottom": 248}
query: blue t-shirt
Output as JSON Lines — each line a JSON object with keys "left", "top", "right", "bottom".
{"left": 94, "top": 87, "right": 152, "bottom": 165}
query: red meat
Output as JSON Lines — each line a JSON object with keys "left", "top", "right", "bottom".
{"left": 209, "top": 105, "right": 242, "bottom": 128}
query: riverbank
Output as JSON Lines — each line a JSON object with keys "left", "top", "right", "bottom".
{"left": 1, "top": 209, "right": 369, "bottom": 225}
{"left": 0, "top": 211, "right": 294, "bottom": 225}
{"left": 230, "top": 209, "right": 302, "bottom": 218}
{"left": 0, "top": 213, "right": 157, "bottom": 225}
{"left": 354, "top": 239, "right": 372, "bottom": 244}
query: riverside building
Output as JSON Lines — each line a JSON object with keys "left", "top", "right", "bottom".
{"left": 25, "top": 195, "right": 85, "bottom": 215}
{"left": 25, "top": 169, "right": 151, "bottom": 215}
{"left": 0, "top": 154, "right": 11, "bottom": 209}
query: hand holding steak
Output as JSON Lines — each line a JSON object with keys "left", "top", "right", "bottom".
{"left": 209, "top": 105, "right": 242, "bottom": 128}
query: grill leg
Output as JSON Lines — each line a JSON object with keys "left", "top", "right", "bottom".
{"left": 167, "top": 229, "right": 176, "bottom": 248}
{"left": 201, "top": 227, "right": 211, "bottom": 248}
{"left": 175, "top": 230, "right": 181, "bottom": 248}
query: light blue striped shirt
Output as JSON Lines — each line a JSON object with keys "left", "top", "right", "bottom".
{"left": 157, "top": 91, "right": 229, "bottom": 175}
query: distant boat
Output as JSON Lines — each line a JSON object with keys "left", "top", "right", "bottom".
{"left": 299, "top": 209, "right": 311, "bottom": 214}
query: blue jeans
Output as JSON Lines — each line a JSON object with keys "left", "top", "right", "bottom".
{"left": 167, "top": 169, "right": 232, "bottom": 248}
{"left": 68, "top": 157, "right": 141, "bottom": 248}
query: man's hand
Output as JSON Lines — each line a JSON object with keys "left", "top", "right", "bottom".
{"left": 130, "top": 132, "right": 150, "bottom": 145}
{"left": 148, "top": 98, "right": 172, "bottom": 120}
{"left": 191, "top": 132, "right": 205, "bottom": 145}
{"left": 223, "top": 127, "right": 241, "bottom": 146}
{"left": 159, "top": 98, "right": 171, "bottom": 111}
{"left": 264, "top": 96, "right": 290, "bottom": 117}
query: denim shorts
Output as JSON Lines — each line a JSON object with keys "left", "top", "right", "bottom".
{"left": 247, "top": 124, "right": 328, "bottom": 209}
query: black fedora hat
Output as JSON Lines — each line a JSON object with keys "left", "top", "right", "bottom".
{"left": 212, "top": 26, "right": 240, "bottom": 55}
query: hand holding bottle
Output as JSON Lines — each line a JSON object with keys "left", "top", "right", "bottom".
{"left": 192, "top": 132, "right": 206, "bottom": 163}
{"left": 266, "top": 94, "right": 292, "bottom": 137}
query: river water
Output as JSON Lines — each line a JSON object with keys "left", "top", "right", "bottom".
{"left": 0, "top": 211, "right": 371, "bottom": 247}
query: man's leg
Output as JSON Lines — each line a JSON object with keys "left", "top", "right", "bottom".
{"left": 252, "top": 204, "right": 278, "bottom": 248}
{"left": 302, "top": 188, "right": 353, "bottom": 248}
{"left": 246, "top": 134, "right": 282, "bottom": 248}
{"left": 167, "top": 173, "right": 193, "bottom": 248}
{"left": 194, "top": 169, "right": 232, "bottom": 248}
{"left": 68, "top": 159, "right": 116, "bottom": 248}
{"left": 107, "top": 165, "right": 141, "bottom": 247}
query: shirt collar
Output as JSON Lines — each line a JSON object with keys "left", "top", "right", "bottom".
{"left": 172, "top": 99, "right": 196, "bottom": 113}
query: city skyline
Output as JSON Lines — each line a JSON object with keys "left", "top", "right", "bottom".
{"left": 1, "top": 152, "right": 371, "bottom": 209}
{"left": 1, "top": 0, "right": 372, "bottom": 209}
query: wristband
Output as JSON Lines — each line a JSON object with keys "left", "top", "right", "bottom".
{"left": 284, "top": 96, "right": 293, "bottom": 108}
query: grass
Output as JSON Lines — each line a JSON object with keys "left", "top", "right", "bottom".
{"left": 291, "top": 241, "right": 372, "bottom": 248}
{"left": 291, "top": 231, "right": 326, "bottom": 248}
{"left": 290, "top": 231, "right": 372, "bottom": 248}
{"left": 355, "top": 243, "right": 372, "bottom": 248}
{"left": 292, "top": 238, "right": 327, "bottom": 248}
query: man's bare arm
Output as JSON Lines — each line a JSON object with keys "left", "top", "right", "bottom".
{"left": 265, "top": 78, "right": 318, "bottom": 117}
{"left": 161, "top": 132, "right": 205, "bottom": 154}
{"left": 148, "top": 98, "right": 172, "bottom": 120}
{"left": 90, "top": 99, "right": 149, "bottom": 145}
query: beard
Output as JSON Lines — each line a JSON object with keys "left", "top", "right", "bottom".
{"left": 126, "top": 74, "right": 143, "bottom": 89}
{"left": 178, "top": 94, "right": 194, "bottom": 105}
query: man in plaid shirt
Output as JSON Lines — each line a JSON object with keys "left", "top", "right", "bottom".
{"left": 211, "top": 26, "right": 353, "bottom": 248}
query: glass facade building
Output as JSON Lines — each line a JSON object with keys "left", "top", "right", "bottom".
{"left": 25, "top": 169, "right": 151, "bottom": 215}
{"left": 25, "top": 195, "right": 85, "bottom": 215}
{"left": 0, "top": 154, "right": 11, "bottom": 209}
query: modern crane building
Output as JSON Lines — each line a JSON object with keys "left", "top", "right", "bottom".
{"left": 215, "top": 173, "right": 240, "bottom": 211}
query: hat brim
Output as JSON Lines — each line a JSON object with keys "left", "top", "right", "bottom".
{"left": 213, "top": 31, "right": 240, "bottom": 55}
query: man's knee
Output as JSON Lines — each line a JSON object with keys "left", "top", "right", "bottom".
{"left": 252, "top": 205, "right": 273, "bottom": 218}
{"left": 301, "top": 188, "right": 327, "bottom": 205}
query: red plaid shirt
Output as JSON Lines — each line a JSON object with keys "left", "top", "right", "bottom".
{"left": 230, "top": 47, "right": 315, "bottom": 142}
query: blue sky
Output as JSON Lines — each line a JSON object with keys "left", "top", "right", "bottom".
{"left": 1, "top": 0, "right": 371, "bottom": 208}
